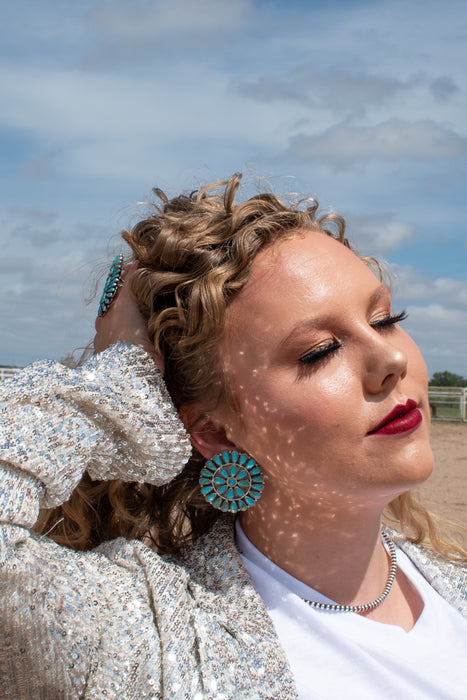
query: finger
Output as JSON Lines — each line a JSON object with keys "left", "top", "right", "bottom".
{"left": 120, "top": 260, "right": 138, "bottom": 287}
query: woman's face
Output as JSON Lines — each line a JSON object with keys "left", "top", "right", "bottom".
{"left": 217, "top": 229, "right": 433, "bottom": 507}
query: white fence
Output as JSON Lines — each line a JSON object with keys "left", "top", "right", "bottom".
{"left": 0, "top": 367, "right": 21, "bottom": 381}
{"left": 428, "top": 386, "right": 467, "bottom": 422}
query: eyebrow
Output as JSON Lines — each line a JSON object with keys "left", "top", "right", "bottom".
{"left": 278, "top": 283, "right": 390, "bottom": 350}
{"left": 368, "top": 283, "right": 390, "bottom": 307}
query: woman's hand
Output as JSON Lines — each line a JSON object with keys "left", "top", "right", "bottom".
{"left": 94, "top": 262, "right": 164, "bottom": 374}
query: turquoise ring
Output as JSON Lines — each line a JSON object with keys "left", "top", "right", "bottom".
{"left": 97, "top": 254, "right": 124, "bottom": 317}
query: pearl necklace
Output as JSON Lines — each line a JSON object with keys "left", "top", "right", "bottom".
{"left": 303, "top": 531, "right": 397, "bottom": 613}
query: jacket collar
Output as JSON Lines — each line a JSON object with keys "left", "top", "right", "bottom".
{"left": 177, "top": 515, "right": 299, "bottom": 698}
{"left": 389, "top": 528, "right": 467, "bottom": 618}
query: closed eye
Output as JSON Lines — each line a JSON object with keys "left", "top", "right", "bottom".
{"left": 371, "top": 310, "right": 407, "bottom": 330}
{"left": 299, "top": 341, "right": 341, "bottom": 365}
{"left": 296, "top": 311, "right": 406, "bottom": 379}
{"left": 297, "top": 341, "right": 341, "bottom": 380}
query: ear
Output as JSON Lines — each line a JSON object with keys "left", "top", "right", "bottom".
{"left": 179, "top": 403, "right": 236, "bottom": 460}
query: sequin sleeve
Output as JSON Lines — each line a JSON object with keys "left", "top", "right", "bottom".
{"left": 0, "top": 342, "right": 191, "bottom": 526}
{"left": 0, "top": 343, "right": 191, "bottom": 697}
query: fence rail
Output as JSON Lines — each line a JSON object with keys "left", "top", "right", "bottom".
{"left": 428, "top": 386, "right": 467, "bottom": 422}
{"left": 0, "top": 367, "right": 21, "bottom": 381}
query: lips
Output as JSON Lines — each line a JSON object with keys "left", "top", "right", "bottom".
{"left": 367, "top": 399, "right": 423, "bottom": 436}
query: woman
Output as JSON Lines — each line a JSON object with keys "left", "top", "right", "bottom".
{"left": 1, "top": 174, "right": 465, "bottom": 699}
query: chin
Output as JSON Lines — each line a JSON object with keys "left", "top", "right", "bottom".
{"left": 411, "top": 423, "right": 435, "bottom": 478}
{"left": 392, "top": 445, "right": 435, "bottom": 495}
{"left": 370, "top": 438, "right": 435, "bottom": 504}
{"left": 391, "top": 416, "right": 435, "bottom": 487}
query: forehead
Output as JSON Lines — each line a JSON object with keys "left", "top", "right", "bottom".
{"left": 227, "top": 229, "right": 379, "bottom": 333}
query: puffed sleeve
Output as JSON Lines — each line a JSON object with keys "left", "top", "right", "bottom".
{"left": 0, "top": 342, "right": 191, "bottom": 530}
{"left": 0, "top": 343, "right": 191, "bottom": 697}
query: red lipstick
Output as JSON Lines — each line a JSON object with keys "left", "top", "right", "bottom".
{"left": 367, "top": 399, "right": 422, "bottom": 436}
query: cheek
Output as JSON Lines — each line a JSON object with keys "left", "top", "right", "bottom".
{"left": 403, "top": 331, "right": 429, "bottom": 394}
{"left": 406, "top": 335, "right": 428, "bottom": 379}
{"left": 226, "top": 365, "right": 357, "bottom": 461}
{"left": 403, "top": 332, "right": 430, "bottom": 418}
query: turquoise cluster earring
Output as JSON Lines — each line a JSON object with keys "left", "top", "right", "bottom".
{"left": 199, "top": 451, "right": 264, "bottom": 513}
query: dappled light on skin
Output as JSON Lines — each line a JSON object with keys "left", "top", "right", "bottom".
{"left": 205, "top": 229, "right": 433, "bottom": 629}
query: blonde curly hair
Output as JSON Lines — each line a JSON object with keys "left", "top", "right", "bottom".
{"left": 37, "top": 174, "right": 466, "bottom": 560}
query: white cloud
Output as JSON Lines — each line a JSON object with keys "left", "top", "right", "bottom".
{"left": 404, "top": 304, "right": 467, "bottom": 376}
{"left": 430, "top": 76, "right": 458, "bottom": 102}
{"left": 283, "top": 120, "right": 467, "bottom": 167}
{"left": 433, "top": 278, "right": 467, "bottom": 306}
{"left": 389, "top": 264, "right": 467, "bottom": 310}
{"left": 87, "top": 0, "right": 252, "bottom": 44}
{"left": 0, "top": 66, "right": 167, "bottom": 140}
{"left": 6, "top": 206, "right": 58, "bottom": 224}
{"left": 368, "top": 266, "right": 467, "bottom": 376}
{"left": 237, "top": 68, "right": 415, "bottom": 115}
{"left": 0, "top": 202, "right": 118, "bottom": 366}
{"left": 347, "top": 214, "right": 415, "bottom": 254}
{"left": 0, "top": 60, "right": 300, "bottom": 185}
{"left": 410, "top": 304, "right": 467, "bottom": 326}
{"left": 0, "top": 250, "right": 97, "bottom": 366}
{"left": 1, "top": 0, "right": 467, "bottom": 378}
{"left": 20, "top": 148, "right": 65, "bottom": 180}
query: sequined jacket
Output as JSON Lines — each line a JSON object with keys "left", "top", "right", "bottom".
{"left": 0, "top": 344, "right": 466, "bottom": 700}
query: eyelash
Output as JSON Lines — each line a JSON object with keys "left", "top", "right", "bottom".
{"left": 298, "top": 310, "right": 408, "bottom": 368}
{"left": 370, "top": 309, "right": 407, "bottom": 330}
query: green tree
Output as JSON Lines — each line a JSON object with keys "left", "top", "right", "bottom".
{"left": 429, "top": 370, "right": 467, "bottom": 387}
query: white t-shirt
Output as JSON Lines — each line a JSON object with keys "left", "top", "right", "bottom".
{"left": 236, "top": 522, "right": 467, "bottom": 699}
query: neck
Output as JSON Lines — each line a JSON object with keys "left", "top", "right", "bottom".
{"left": 240, "top": 491, "right": 390, "bottom": 607}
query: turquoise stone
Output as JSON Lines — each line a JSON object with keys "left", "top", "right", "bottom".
{"left": 199, "top": 450, "right": 263, "bottom": 513}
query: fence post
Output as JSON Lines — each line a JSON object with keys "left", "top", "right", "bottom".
{"left": 428, "top": 386, "right": 467, "bottom": 422}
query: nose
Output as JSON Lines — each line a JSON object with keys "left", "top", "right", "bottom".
{"left": 363, "top": 334, "right": 408, "bottom": 395}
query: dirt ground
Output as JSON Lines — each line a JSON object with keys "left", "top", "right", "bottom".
{"left": 417, "top": 421, "right": 467, "bottom": 527}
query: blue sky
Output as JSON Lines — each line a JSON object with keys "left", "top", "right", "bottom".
{"left": 1, "top": 0, "right": 466, "bottom": 376}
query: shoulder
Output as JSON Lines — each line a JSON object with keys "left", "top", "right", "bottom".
{"left": 389, "top": 529, "right": 467, "bottom": 617}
